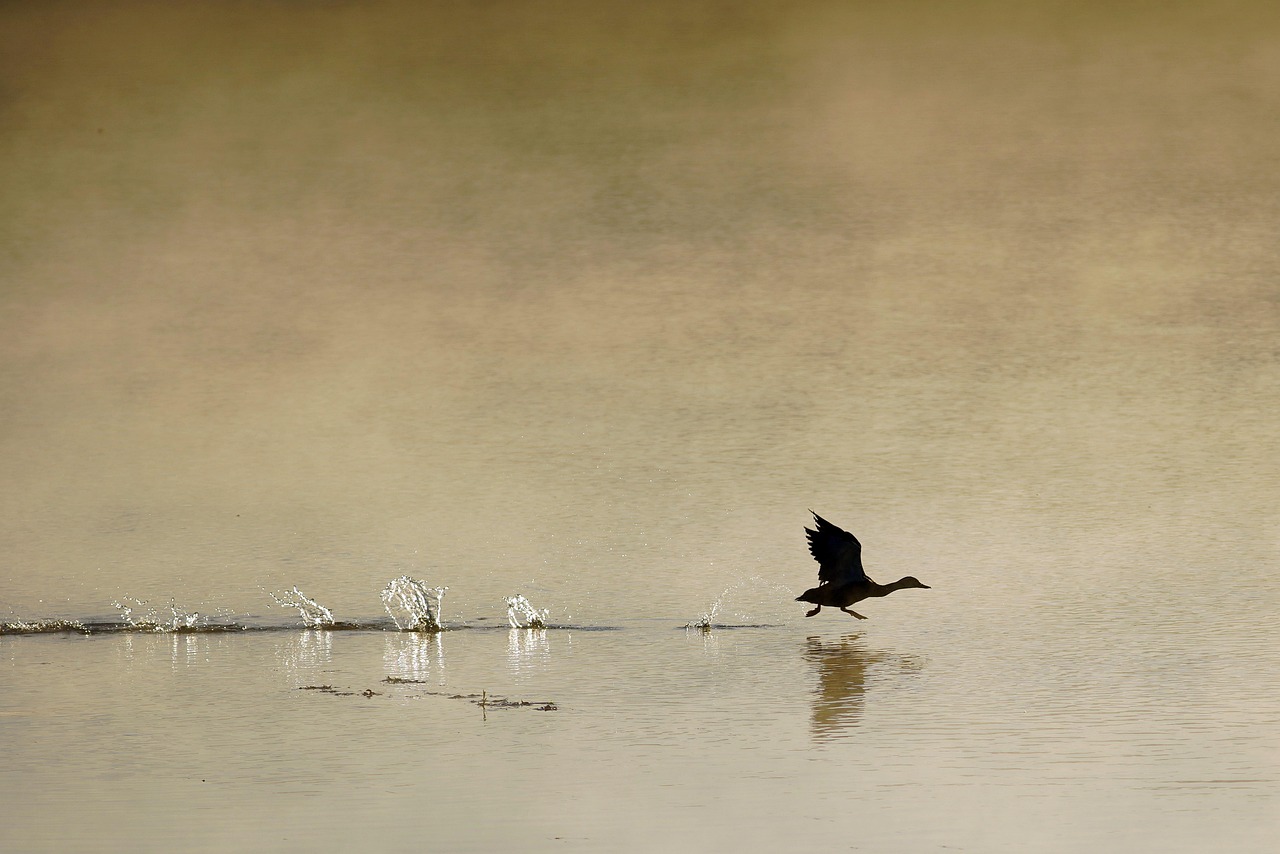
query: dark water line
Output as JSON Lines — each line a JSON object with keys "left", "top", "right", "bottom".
{"left": 0, "top": 619, "right": 643, "bottom": 636}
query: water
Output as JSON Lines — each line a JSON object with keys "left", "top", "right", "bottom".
{"left": 3, "top": 614, "right": 1276, "bottom": 851}
{"left": 3, "top": 0, "right": 1280, "bottom": 850}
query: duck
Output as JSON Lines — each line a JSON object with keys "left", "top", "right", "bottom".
{"left": 796, "top": 511, "right": 930, "bottom": 619}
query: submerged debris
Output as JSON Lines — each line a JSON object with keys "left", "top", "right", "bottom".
{"left": 298, "top": 685, "right": 379, "bottom": 698}
{"left": 380, "top": 678, "right": 557, "bottom": 711}
{"left": 299, "top": 685, "right": 353, "bottom": 696}
{"left": 299, "top": 679, "right": 555, "bottom": 710}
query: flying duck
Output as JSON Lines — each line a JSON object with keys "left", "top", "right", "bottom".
{"left": 796, "top": 512, "right": 930, "bottom": 619}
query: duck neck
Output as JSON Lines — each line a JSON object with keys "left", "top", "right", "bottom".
{"left": 872, "top": 577, "right": 913, "bottom": 597}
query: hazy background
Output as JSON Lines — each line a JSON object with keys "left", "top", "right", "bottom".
{"left": 2, "top": 0, "right": 1277, "bottom": 623}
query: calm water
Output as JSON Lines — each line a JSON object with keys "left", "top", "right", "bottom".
{"left": 2, "top": 1, "right": 1279, "bottom": 850}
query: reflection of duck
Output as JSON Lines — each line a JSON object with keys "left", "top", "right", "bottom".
{"left": 796, "top": 512, "right": 930, "bottom": 619}
{"left": 803, "top": 634, "right": 883, "bottom": 736}
{"left": 803, "top": 634, "right": 924, "bottom": 739}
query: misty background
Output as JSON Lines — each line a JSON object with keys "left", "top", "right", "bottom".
{"left": 2, "top": 0, "right": 1277, "bottom": 622}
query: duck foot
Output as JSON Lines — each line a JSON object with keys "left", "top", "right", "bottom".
{"left": 841, "top": 608, "right": 868, "bottom": 620}
{"left": 804, "top": 606, "right": 821, "bottom": 617}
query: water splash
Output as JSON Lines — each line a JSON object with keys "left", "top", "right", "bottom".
{"left": 505, "top": 594, "right": 549, "bottom": 629}
{"left": 111, "top": 597, "right": 211, "bottom": 633}
{"left": 685, "top": 575, "right": 797, "bottom": 630}
{"left": 684, "top": 607, "right": 718, "bottom": 632}
{"left": 380, "top": 576, "right": 447, "bottom": 631}
{"left": 266, "top": 587, "right": 336, "bottom": 628}
{"left": 685, "top": 589, "right": 727, "bottom": 631}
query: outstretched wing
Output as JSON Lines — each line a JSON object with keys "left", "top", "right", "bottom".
{"left": 806, "top": 511, "right": 866, "bottom": 585}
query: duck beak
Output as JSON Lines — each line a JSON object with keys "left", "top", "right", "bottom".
{"left": 920, "top": 583, "right": 931, "bottom": 589}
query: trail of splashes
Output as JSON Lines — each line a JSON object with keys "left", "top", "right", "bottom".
{"left": 381, "top": 576, "right": 447, "bottom": 631}
{"left": 111, "top": 597, "right": 208, "bottom": 632}
{"left": 505, "top": 594, "right": 549, "bottom": 629}
{"left": 685, "top": 575, "right": 797, "bottom": 630}
{"left": 266, "top": 587, "right": 335, "bottom": 628}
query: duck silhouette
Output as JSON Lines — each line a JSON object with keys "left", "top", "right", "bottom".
{"left": 796, "top": 512, "right": 930, "bottom": 619}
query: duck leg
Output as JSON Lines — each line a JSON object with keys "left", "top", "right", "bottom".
{"left": 840, "top": 607, "right": 868, "bottom": 620}
{"left": 804, "top": 605, "right": 821, "bottom": 617}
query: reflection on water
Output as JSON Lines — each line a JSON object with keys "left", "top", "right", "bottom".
{"left": 804, "top": 634, "right": 922, "bottom": 740}
{"left": 691, "top": 626, "right": 720, "bottom": 655}
{"left": 170, "top": 633, "right": 207, "bottom": 668}
{"left": 275, "top": 629, "right": 335, "bottom": 675}
{"left": 507, "top": 627, "right": 551, "bottom": 668}
{"left": 117, "top": 631, "right": 221, "bottom": 669}
{"left": 384, "top": 630, "right": 445, "bottom": 683}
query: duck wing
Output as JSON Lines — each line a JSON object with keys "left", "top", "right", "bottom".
{"left": 806, "top": 511, "right": 866, "bottom": 585}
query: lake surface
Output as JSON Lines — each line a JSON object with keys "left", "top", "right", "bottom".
{"left": 2, "top": 1, "right": 1278, "bottom": 850}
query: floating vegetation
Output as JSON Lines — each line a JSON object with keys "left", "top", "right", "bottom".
{"left": 266, "top": 587, "right": 335, "bottom": 628}
{"left": 381, "top": 678, "right": 556, "bottom": 711}
{"left": 380, "top": 576, "right": 447, "bottom": 631}
{"left": 505, "top": 594, "right": 549, "bottom": 629}
{"left": 299, "top": 678, "right": 556, "bottom": 711}
{"left": 298, "top": 685, "right": 380, "bottom": 698}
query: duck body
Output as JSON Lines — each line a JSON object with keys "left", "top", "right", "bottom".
{"left": 797, "top": 512, "right": 930, "bottom": 619}
{"left": 796, "top": 576, "right": 930, "bottom": 620}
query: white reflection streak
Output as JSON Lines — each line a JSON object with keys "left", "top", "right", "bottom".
{"left": 698, "top": 629, "right": 720, "bottom": 656}
{"left": 384, "top": 631, "right": 445, "bottom": 683}
{"left": 507, "top": 627, "right": 550, "bottom": 669}
{"left": 170, "top": 633, "right": 206, "bottom": 668}
{"left": 276, "top": 628, "right": 335, "bottom": 675}
{"left": 299, "top": 628, "right": 333, "bottom": 666}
